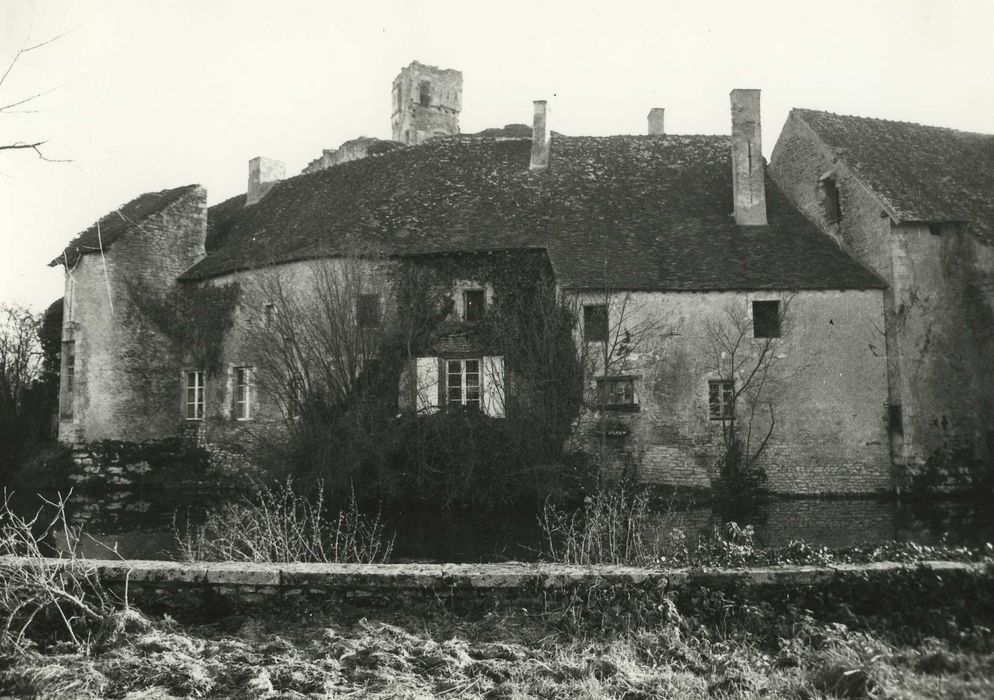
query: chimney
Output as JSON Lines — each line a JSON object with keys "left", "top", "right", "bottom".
{"left": 530, "top": 100, "right": 550, "bottom": 170}
{"left": 729, "top": 89, "right": 767, "bottom": 225}
{"left": 647, "top": 108, "right": 665, "bottom": 135}
{"left": 246, "top": 156, "right": 285, "bottom": 206}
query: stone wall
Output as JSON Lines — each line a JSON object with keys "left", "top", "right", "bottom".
{"left": 391, "top": 61, "right": 462, "bottom": 145}
{"left": 770, "top": 114, "right": 994, "bottom": 473}
{"left": 58, "top": 187, "right": 208, "bottom": 443}
{"left": 572, "top": 288, "right": 891, "bottom": 494}
{"left": 0, "top": 556, "right": 984, "bottom": 617}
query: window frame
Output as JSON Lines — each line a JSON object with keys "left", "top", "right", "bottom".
{"left": 463, "top": 288, "right": 486, "bottom": 322}
{"left": 60, "top": 340, "right": 75, "bottom": 418}
{"left": 708, "top": 379, "right": 735, "bottom": 421}
{"left": 752, "top": 300, "right": 782, "bottom": 339}
{"left": 233, "top": 366, "right": 253, "bottom": 421}
{"left": 595, "top": 375, "right": 639, "bottom": 412}
{"left": 819, "top": 175, "right": 843, "bottom": 223}
{"left": 445, "top": 357, "right": 482, "bottom": 409}
{"left": 184, "top": 369, "right": 206, "bottom": 421}
{"left": 583, "top": 304, "right": 609, "bottom": 343}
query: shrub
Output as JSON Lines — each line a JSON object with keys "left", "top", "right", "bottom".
{"left": 174, "top": 480, "right": 394, "bottom": 564}
{"left": 539, "top": 483, "right": 676, "bottom": 565}
{"left": 0, "top": 490, "right": 132, "bottom": 654}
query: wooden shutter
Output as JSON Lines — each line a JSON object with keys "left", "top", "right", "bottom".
{"left": 481, "top": 355, "right": 505, "bottom": 418}
{"left": 415, "top": 356, "right": 440, "bottom": 414}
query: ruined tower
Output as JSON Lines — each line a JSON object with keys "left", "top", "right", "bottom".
{"left": 391, "top": 61, "right": 462, "bottom": 145}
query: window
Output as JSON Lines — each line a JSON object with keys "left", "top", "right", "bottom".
{"left": 463, "top": 289, "right": 485, "bottom": 322}
{"left": 60, "top": 341, "right": 75, "bottom": 418}
{"left": 888, "top": 404, "right": 903, "bottom": 435}
{"left": 185, "top": 370, "right": 205, "bottom": 420}
{"left": 234, "top": 367, "right": 253, "bottom": 420}
{"left": 596, "top": 376, "right": 638, "bottom": 410}
{"left": 446, "top": 358, "right": 481, "bottom": 408}
{"left": 820, "top": 176, "right": 842, "bottom": 223}
{"left": 263, "top": 303, "right": 276, "bottom": 328}
{"left": 583, "top": 304, "right": 609, "bottom": 342}
{"left": 419, "top": 80, "right": 431, "bottom": 106}
{"left": 357, "top": 294, "right": 382, "bottom": 328}
{"left": 752, "top": 300, "right": 781, "bottom": 338}
{"left": 708, "top": 380, "right": 735, "bottom": 420}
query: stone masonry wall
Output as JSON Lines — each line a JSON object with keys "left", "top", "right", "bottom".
{"left": 59, "top": 187, "right": 208, "bottom": 443}
{"left": 0, "top": 556, "right": 984, "bottom": 618}
{"left": 770, "top": 114, "right": 994, "bottom": 472}
{"left": 572, "top": 289, "right": 891, "bottom": 494}
{"left": 391, "top": 62, "right": 462, "bottom": 145}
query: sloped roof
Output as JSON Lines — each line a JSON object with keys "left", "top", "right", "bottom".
{"left": 51, "top": 184, "right": 200, "bottom": 267}
{"left": 181, "top": 135, "right": 882, "bottom": 291}
{"left": 792, "top": 109, "right": 994, "bottom": 241}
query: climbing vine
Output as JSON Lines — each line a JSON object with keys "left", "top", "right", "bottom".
{"left": 126, "top": 280, "right": 241, "bottom": 376}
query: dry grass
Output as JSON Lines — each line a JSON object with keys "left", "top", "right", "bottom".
{"left": 2, "top": 606, "right": 993, "bottom": 699}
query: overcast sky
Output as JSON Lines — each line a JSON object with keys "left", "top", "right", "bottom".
{"left": 3, "top": 0, "right": 993, "bottom": 311}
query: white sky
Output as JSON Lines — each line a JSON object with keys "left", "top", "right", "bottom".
{"left": 2, "top": 0, "right": 993, "bottom": 312}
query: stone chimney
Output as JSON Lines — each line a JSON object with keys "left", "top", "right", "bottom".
{"left": 729, "top": 89, "right": 767, "bottom": 226}
{"left": 530, "top": 100, "right": 550, "bottom": 170}
{"left": 647, "top": 108, "right": 665, "bottom": 135}
{"left": 246, "top": 156, "right": 285, "bottom": 206}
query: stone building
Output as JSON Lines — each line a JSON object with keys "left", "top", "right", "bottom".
{"left": 770, "top": 110, "right": 994, "bottom": 478}
{"left": 50, "top": 62, "right": 926, "bottom": 495}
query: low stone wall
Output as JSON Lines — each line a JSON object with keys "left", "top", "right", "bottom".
{"left": 2, "top": 557, "right": 987, "bottom": 617}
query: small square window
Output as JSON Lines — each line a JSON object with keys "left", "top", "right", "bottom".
{"left": 463, "top": 289, "right": 485, "bottom": 322}
{"left": 708, "top": 380, "right": 735, "bottom": 421}
{"left": 584, "top": 304, "right": 609, "bottom": 342}
{"left": 752, "top": 300, "right": 781, "bottom": 339}
{"left": 357, "top": 294, "right": 382, "bottom": 328}
{"left": 596, "top": 377, "right": 638, "bottom": 410}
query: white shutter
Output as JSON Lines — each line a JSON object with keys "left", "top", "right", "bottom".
{"left": 415, "top": 356, "right": 439, "bottom": 414}
{"left": 481, "top": 355, "right": 505, "bottom": 418}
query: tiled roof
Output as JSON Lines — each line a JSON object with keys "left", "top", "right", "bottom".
{"left": 792, "top": 109, "right": 994, "bottom": 241}
{"left": 51, "top": 185, "right": 200, "bottom": 267}
{"left": 181, "top": 135, "right": 883, "bottom": 291}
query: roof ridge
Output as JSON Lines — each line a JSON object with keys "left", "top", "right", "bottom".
{"left": 792, "top": 108, "right": 994, "bottom": 138}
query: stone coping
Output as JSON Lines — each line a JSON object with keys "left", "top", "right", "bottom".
{"left": 1, "top": 557, "right": 987, "bottom": 590}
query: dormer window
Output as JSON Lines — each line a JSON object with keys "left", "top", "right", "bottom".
{"left": 463, "top": 289, "right": 485, "bottom": 322}
{"left": 819, "top": 175, "right": 843, "bottom": 223}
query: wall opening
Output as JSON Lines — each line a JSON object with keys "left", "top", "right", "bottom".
{"left": 819, "top": 176, "right": 843, "bottom": 223}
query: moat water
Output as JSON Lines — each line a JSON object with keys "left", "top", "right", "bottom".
{"left": 21, "top": 491, "right": 994, "bottom": 563}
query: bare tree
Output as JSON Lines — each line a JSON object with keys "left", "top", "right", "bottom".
{"left": 0, "top": 30, "right": 71, "bottom": 161}
{"left": 702, "top": 295, "right": 794, "bottom": 495}
{"left": 0, "top": 304, "right": 42, "bottom": 482}
{"left": 246, "top": 257, "right": 393, "bottom": 424}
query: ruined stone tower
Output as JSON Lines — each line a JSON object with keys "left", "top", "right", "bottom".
{"left": 391, "top": 61, "right": 462, "bottom": 145}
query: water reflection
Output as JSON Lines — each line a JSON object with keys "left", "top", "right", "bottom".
{"left": 18, "top": 491, "right": 994, "bottom": 563}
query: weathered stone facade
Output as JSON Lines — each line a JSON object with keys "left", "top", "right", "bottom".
{"left": 391, "top": 61, "right": 462, "bottom": 145}
{"left": 572, "top": 289, "right": 891, "bottom": 493}
{"left": 51, "top": 63, "right": 949, "bottom": 498}
{"left": 58, "top": 186, "right": 207, "bottom": 443}
{"left": 770, "top": 113, "right": 994, "bottom": 475}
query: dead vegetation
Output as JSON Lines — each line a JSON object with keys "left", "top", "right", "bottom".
{"left": 1, "top": 605, "right": 992, "bottom": 699}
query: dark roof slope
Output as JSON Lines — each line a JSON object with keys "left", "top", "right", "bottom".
{"left": 793, "top": 109, "right": 994, "bottom": 241}
{"left": 51, "top": 184, "right": 200, "bottom": 267}
{"left": 183, "top": 135, "right": 882, "bottom": 291}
